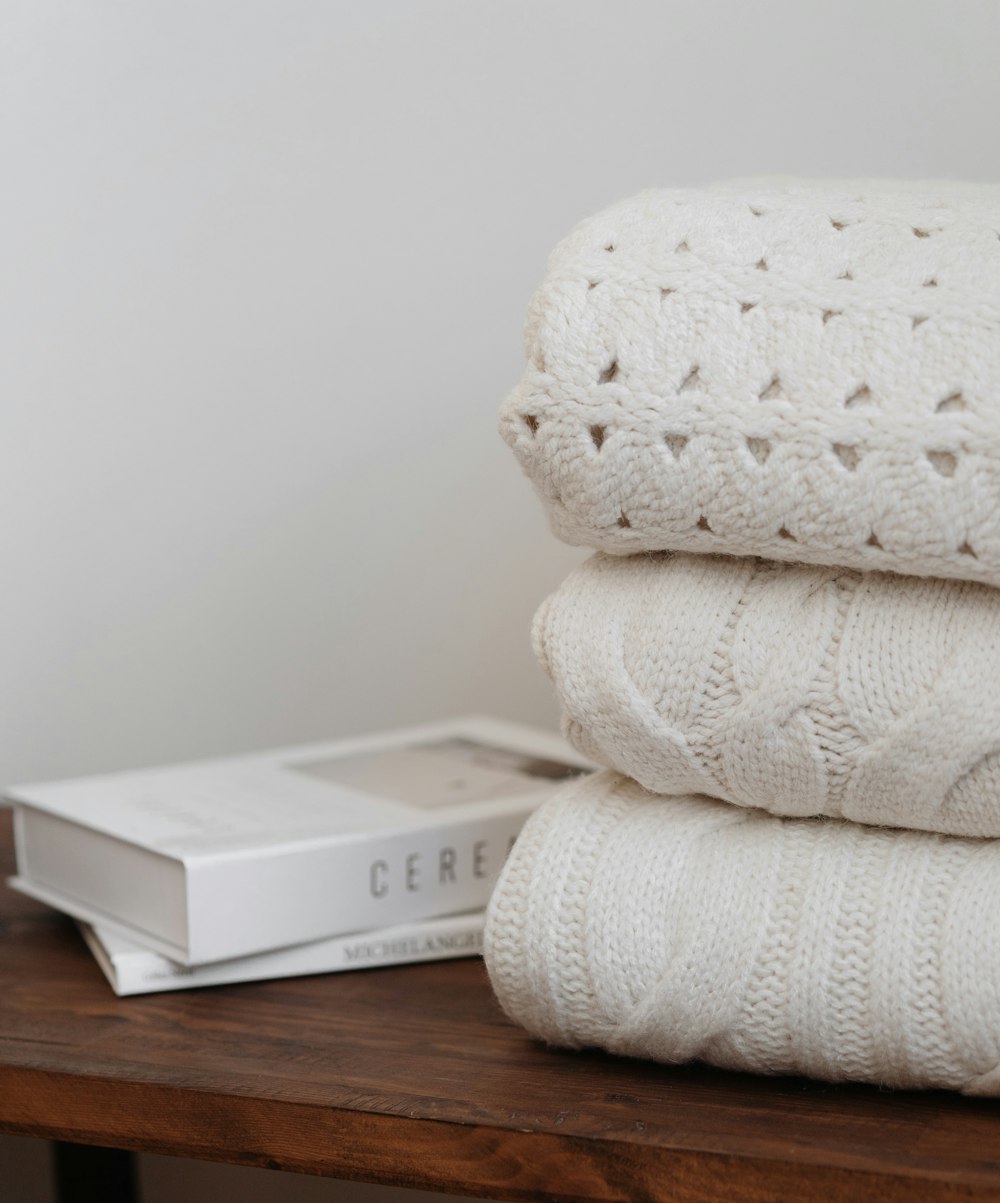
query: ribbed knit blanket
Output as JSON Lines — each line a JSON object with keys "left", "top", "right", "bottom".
{"left": 484, "top": 770, "right": 1000, "bottom": 1095}
{"left": 499, "top": 180, "right": 1000, "bottom": 585}
{"left": 535, "top": 551, "right": 1000, "bottom": 836}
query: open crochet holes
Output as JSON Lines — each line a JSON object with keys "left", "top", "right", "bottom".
{"left": 617, "top": 511, "right": 631, "bottom": 528}
{"left": 832, "top": 443, "right": 860, "bottom": 471}
{"left": 746, "top": 437, "right": 771, "bottom": 465}
{"left": 927, "top": 450, "right": 957, "bottom": 477}
{"left": 937, "top": 392, "right": 967, "bottom": 413}
{"left": 759, "top": 375, "right": 782, "bottom": 402}
{"left": 778, "top": 526, "right": 796, "bottom": 541}
{"left": 523, "top": 203, "right": 996, "bottom": 575}
{"left": 697, "top": 515, "right": 713, "bottom": 533}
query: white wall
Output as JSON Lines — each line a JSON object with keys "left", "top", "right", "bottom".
{"left": 4, "top": 0, "right": 1000, "bottom": 786}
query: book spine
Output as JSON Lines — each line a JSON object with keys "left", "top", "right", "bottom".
{"left": 188, "top": 806, "right": 532, "bottom": 963}
{"left": 104, "top": 915, "right": 485, "bottom": 995}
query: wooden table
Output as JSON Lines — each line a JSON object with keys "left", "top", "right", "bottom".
{"left": 3, "top": 811, "right": 1000, "bottom": 1203}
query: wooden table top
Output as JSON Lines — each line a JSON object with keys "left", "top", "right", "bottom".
{"left": 3, "top": 810, "right": 1000, "bottom": 1202}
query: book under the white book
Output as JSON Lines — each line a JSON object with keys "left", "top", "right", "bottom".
{"left": 80, "top": 910, "right": 485, "bottom": 996}
{"left": 8, "top": 716, "right": 587, "bottom": 965}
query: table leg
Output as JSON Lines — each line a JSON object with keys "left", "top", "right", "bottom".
{"left": 52, "top": 1141, "right": 138, "bottom": 1203}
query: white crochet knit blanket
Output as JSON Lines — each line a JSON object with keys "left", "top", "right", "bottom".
{"left": 499, "top": 180, "right": 1000, "bottom": 585}
{"left": 535, "top": 552, "right": 1000, "bottom": 836}
{"left": 484, "top": 770, "right": 1000, "bottom": 1094}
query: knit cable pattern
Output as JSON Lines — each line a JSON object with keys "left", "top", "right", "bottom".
{"left": 534, "top": 551, "right": 1000, "bottom": 836}
{"left": 483, "top": 771, "right": 1000, "bottom": 1095}
{"left": 499, "top": 180, "right": 1000, "bottom": 585}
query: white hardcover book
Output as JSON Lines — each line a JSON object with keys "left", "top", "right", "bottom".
{"left": 8, "top": 716, "right": 588, "bottom": 965}
{"left": 78, "top": 911, "right": 485, "bottom": 996}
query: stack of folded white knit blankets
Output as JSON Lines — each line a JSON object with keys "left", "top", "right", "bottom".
{"left": 483, "top": 179, "right": 1000, "bottom": 1094}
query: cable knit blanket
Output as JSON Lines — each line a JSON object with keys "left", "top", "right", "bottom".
{"left": 499, "top": 180, "right": 1000, "bottom": 585}
{"left": 484, "top": 771, "right": 1000, "bottom": 1095}
{"left": 535, "top": 551, "right": 1000, "bottom": 836}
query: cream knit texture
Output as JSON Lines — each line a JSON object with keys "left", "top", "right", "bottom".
{"left": 484, "top": 770, "right": 1000, "bottom": 1095}
{"left": 535, "top": 551, "right": 1000, "bottom": 836}
{"left": 499, "top": 179, "right": 1000, "bottom": 585}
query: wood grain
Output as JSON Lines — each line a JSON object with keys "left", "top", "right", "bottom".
{"left": 2, "top": 810, "right": 1000, "bottom": 1201}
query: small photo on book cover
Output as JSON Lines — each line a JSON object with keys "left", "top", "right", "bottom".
{"left": 289, "top": 735, "right": 586, "bottom": 809}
